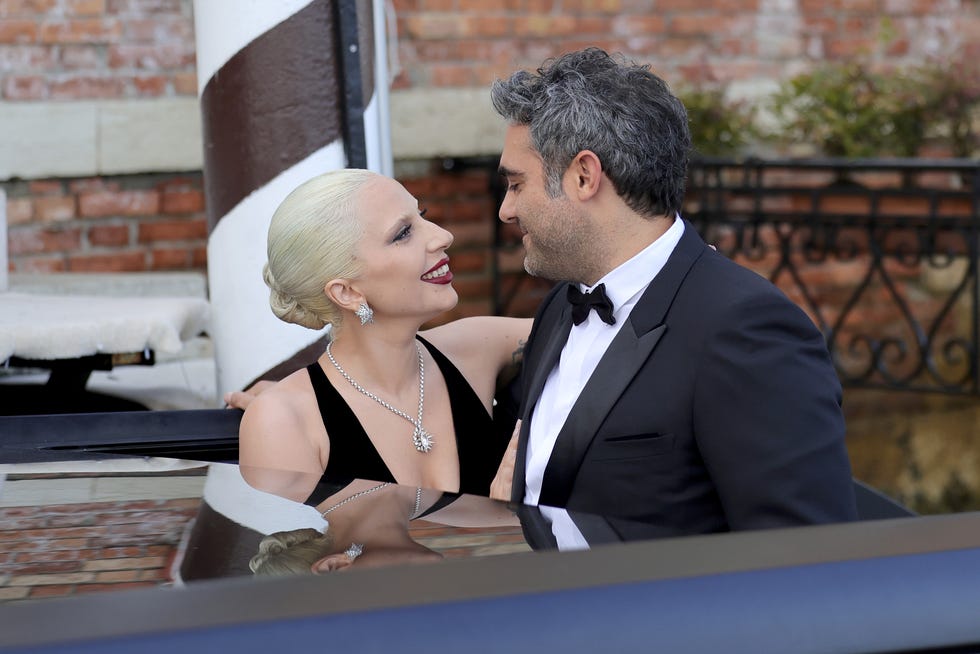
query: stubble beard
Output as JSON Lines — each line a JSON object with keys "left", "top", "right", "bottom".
{"left": 522, "top": 231, "right": 595, "bottom": 283}
{"left": 519, "top": 197, "right": 600, "bottom": 284}
{"left": 523, "top": 247, "right": 566, "bottom": 282}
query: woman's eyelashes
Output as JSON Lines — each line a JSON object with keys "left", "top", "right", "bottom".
{"left": 392, "top": 209, "right": 428, "bottom": 243}
{"left": 392, "top": 209, "right": 427, "bottom": 244}
{"left": 393, "top": 224, "right": 412, "bottom": 243}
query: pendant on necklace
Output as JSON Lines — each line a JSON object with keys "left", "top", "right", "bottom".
{"left": 413, "top": 426, "right": 434, "bottom": 453}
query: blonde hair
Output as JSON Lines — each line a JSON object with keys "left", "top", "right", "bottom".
{"left": 249, "top": 528, "right": 335, "bottom": 576}
{"left": 264, "top": 168, "right": 378, "bottom": 330}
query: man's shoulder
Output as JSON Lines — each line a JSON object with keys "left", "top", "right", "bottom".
{"left": 689, "top": 248, "right": 788, "bottom": 302}
{"left": 683, "top": 250, "right": 829, "bottom": 345}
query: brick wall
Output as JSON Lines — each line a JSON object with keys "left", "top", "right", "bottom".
{"left": 0, "top": 496, "right": 199, "bottom": 602}
{"left": 391, "top": 0, "right": 980, "bottom": 89}
{"left": 3, "top": 172, "right": 206, "bottom": 272}
{"left": 0, "top": 0, "right": 196, "bottom": 102}
{"left": 3, "top": 1, "right": 977, "bottom": 101}
{"left": 401, "top": 164, "right": 500, "bottom": 322}
{"left": 3, "top": 0, "right": 979, "bottom": 313}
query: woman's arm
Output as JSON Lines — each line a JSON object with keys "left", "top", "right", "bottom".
{"left": 238, "top": 389, "right": 327, "bottom": 504}
{"left": 224, "top": 380, "right": 276, "bottom": 410}
{"left": 227, "top": 318, "right": 533, "bottom": 410}
{"left": 422, "top": 317, "right": 532, "bottom": 391}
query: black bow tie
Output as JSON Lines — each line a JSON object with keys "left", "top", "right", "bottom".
{"left": 567, "top": 283, "right": 616, "bottom": 326}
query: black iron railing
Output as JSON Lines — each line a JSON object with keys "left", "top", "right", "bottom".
{"left": 445, "top": 155, "right": 980, "bottom": 395}
{"left": 686, "top": 157, "right": 980, "bottom": 395}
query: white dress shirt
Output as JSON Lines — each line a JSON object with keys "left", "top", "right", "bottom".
{"left": 523, "top": 217, "right": 685, "bottom": 545}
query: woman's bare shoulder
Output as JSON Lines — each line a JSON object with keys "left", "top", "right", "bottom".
{"left": 238, "top": 368, "right": 327, "bottom": 502}
{"left": 240, "top": 369, "right": 317, "bottom": 432}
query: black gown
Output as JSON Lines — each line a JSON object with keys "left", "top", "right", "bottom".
{"left": 303, "top": 336, "right": 510, "bottom": 508}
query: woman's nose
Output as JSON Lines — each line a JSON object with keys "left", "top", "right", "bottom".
{"left": 430, "top": 222, "right": 453, "bottom": 250}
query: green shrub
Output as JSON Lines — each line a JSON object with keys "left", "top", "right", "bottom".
{"left": 917, "top": 56, "right": 980, "bottom": 158}
{"left": 679, "top": 52, "right": 980, "bottom": 160}
{"left": 676, "top": 84, "right": 758, "bottom": 157}
{"left": 769, "top": 61, "right": 929, "bottom": 158}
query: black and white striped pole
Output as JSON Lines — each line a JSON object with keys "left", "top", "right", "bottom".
{"left": 194, "top": 0, "right": 391, "bottom": 398}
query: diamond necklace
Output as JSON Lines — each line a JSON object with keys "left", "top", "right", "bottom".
{"left": 325, "top": 340, "right": 434, "bottom": 453}
{"left": 321, "top": 482, "right": 391, "bottom": 517}
{"left": 321, "top": 482, "right": 424, "bottom": 520}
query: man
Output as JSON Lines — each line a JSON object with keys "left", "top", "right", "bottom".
{"left": 492, "top": 47, "right": 857, "bottom": 539}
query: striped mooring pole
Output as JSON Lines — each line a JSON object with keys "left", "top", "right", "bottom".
{"left": 194, "top": 0, "right": 392, "bottom": 397}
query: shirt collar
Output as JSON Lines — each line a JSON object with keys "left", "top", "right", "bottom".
{"left": 580, "top": 215, "right": 685, "bottom": 312}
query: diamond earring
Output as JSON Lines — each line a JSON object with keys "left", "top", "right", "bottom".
{"left": 344, "top": 543, "right": 363, "bottom": 561}
{"left": 355, "top": 302, "right": 374, "bottom": 325}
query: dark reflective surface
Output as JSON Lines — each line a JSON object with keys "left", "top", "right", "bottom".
{"left": 3, "top": 445, "right": 980, "bottom": 653}
{"left": 0, "top": 446, "right": 931, "bottom": 604}
{"left": 0, "top": 455, "right": 546, "bottom": 598}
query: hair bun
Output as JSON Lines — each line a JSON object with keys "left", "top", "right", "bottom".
{"left": 262, "top": 263, "right": 279, "bottom": 291}
{"left": 261, "top": 541, "right": 286, "bottom": 555}
{"left": 264, "top": 263, "right": 329, "bottom": 330}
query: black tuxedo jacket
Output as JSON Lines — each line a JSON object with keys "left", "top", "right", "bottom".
{"left": 517, "top": 505, "right": 671, "bottom": 551}
{"left": 512, "top": 221, "right": 858, "bottom": 536}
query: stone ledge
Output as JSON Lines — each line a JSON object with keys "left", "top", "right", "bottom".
{"left": 8, "top": 271, "right": 207, "bottom": 299}
{"left": 0, "top": 98, "right": 202, "bottom": 180}
{"left": 0, "top": 88, "right": 503, "bottom": 181}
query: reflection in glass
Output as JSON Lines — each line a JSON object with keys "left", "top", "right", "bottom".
{"left": 0, "top": 457, "right": 535, "bottom": 603}
{"left": 251, "top": 482, "right": 443, "bottom": 576}
{"left": 249, "top": 476, "right": 535, "bottom": 577}
{"left": 0, "top": 457, "right": 210, "bottom": 603}
{"left": 5, "top": 449, "right": 778, "bottom": 606}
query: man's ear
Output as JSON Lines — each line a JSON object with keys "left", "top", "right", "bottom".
{"left": 325, "top": 279, "right": 364, "bottom": 313}
{"left": 567, "top": 150, "right": 603, "bottom": 201}
{"left": 311, "top": 553, "right": 354, "bottom": 574}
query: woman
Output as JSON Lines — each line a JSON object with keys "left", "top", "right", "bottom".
{"left": 239, "top": 169, "right": 529, "bottom": 510}
{"left": 249, "top": 479, "right": 521, "bottom": 576}
{"left": 249, "top": 481, "right": 443, "bottom": 576}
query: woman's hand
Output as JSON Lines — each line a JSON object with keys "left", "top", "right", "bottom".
{"left": 490, "top": 420, "right": 521, "bottom": 502}
{"left": 224, "top": 380, "right": 277, "bottom": 410}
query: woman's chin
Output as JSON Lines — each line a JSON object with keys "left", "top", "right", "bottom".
{"left": 416, "top": 292, "right": 459, "bottom": 326}
{"left": 438, "top": 287, "right": 459, "bottom": 311}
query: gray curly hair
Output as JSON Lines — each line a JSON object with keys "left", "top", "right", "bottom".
{"left": 490, "top": 47, "right": 691, "bottom": 218}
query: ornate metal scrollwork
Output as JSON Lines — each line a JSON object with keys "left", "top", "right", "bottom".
{"left": 687, "top": 157, "right": 980, "bottom": 395}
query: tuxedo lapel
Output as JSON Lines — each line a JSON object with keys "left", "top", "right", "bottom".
{"left": 522, "top": 303, "right": 573, "bottom": 415}
{"left": 538, "top": 221, "right": 708, "bottom": 507}
{"left": 627, "top": 219, "right": 708, "bottom": 333}
{"left": 511, "top": 300, "right": 573, "bottom": 503}
{"left": 517, "top": 505, "right": 622, "bottom": 551}
{"left": 568, "top": 510, "right": 623, "bottom": 546}
{"left": 515, "top": 505, "right": 559, "bottom": 550}
{"left": 538, "top": 319, "right": 667, "bottom": 507}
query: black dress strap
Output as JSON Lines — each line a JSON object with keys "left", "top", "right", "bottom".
{"left": 415, "top": 492, "right": 460, "bottom": 519}
{"left": 417, "top": 336, "right": 507, "bottom": 496}
{"left": 303, "top": 360, "right": 396, "bottom": 506}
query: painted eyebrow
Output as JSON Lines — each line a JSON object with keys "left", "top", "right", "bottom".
{"left": 385, "top": 213, "right": 414, "bottom": 241}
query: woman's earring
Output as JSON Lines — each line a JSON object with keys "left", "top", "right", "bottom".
{"left": 344, "top": 543, "right": 363, "bottom": 561}
{"left": 355, "top": 302, "right": 374, "bottom": 325}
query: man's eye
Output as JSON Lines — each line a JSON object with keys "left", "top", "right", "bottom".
{"left": 508, "top": 183, "right": 520, "bottom": 192}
